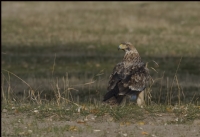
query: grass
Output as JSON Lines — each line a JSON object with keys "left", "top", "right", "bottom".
{"left": 1, "top": 2, "right": 200, "bottom": 136}
{"left": 2, "top": 100, "right": 200, "bottom": 136}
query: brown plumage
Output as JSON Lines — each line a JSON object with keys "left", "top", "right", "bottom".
{"left": 103, "top": 42, "right": 150, "bottom": 106}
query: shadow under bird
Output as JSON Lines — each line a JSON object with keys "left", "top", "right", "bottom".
{"left": 103, "top": 42, "right": 151, "bottom": 107}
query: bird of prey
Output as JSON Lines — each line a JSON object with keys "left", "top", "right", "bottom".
{"left": 103, "top": 42, "right": 150, "bottom": 107}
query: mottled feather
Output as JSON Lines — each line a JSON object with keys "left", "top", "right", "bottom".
{"left": 103, "top": 42, "right": 150, "bottom": 105}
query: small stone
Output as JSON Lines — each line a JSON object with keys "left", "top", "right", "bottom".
{"left": 123, "top": 133, "right": 128, "bottom": 136}
{"left": 28, "top": 130, "right": 33, "bottom": 134}
{"left": 2, "top": 109, "right": 7, "bottom": 113}
{"left": 94, "top": 129, "right": 101, "bottom": 132}
{"left": 18, "top": 132, "right": 25, "bottom": 135}
{"left": 33, "top": 110, "right": 39, "bottom": 113}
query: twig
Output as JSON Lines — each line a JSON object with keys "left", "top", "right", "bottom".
{"left": 2, "top": 69, "right": 32, "bottom": 90}
{"left": 52, "top": 53, "right": 56, "bottom": 75}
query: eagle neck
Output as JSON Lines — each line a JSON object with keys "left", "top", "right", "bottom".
{"left": 123, "top": 51, "right": 140, "bottom": 61}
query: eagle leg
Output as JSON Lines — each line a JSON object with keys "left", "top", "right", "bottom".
{"left": 137, "top": 91, "right": 144, "bottom": 107}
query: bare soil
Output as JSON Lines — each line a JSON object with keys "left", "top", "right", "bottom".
{"left": 2, "top": 111, "right": 200, "bottom": 137}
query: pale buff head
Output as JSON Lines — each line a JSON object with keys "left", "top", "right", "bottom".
{"left": 118, "top": 42, "right": 138, "bottom": 54}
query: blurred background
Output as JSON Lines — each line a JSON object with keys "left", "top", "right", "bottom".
{"left": 2, "top": 2, "right": 200, "bottom": 104}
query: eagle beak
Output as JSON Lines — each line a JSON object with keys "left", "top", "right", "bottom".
{"left": 118, "top": 44, "right": 126, "bottom": 50}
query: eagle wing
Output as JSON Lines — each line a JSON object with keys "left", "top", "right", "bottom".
{"left": 121, "top": 62, "right": 150, "bottom": 95}
{"left": 103, "top": 62, "right": 126, "bottom": 103}
{"left": 107, "top": 62, "right": 125, "bottom": 91}
{"left": 103, "top": 61, "right": 150, "bottom": 104}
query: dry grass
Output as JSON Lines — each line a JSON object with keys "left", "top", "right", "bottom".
{"left": 2, "top": 1, "right": 200, "bottom": 104}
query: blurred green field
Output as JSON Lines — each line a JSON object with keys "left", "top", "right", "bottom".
{"left": 2, "top": 2, "right": 200, "bottom": 104}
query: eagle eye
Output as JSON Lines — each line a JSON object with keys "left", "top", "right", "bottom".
{"left": 127, "top": 46, "right": 131, "bottom": 50}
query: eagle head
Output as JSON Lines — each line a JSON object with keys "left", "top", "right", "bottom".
{"left": 118, "top": 42, "right": 137, "bottom": 53}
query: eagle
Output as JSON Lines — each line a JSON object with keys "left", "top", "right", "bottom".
{"left": 103, "top": 42, "right": 150, "bottom": 107}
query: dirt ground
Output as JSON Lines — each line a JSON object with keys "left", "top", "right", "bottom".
{"left": 2, "top": 111, "right": 200, "bottom": 137}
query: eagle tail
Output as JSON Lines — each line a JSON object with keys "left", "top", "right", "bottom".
{"left": 115, "top": 95, "right": 125, "bottom": 104}
{"left": 103, "top": 90, "right": 116, "bottom": 102}
{"left": 103, "top": 91, "right": 125, "bottom": 105}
